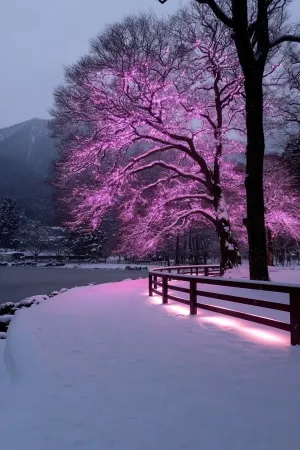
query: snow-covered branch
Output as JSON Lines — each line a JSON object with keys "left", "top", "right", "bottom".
{"left": 130, "top": 161, "right": 208, "bottom": 186}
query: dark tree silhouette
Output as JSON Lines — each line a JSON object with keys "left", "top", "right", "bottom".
{"left": 67, "top": 230, "right": 107, "bottom": 261}
{"left": 158, "top": 0, "right": 300, "bottom": 280}
{"left": 0, "top": 197, "right": 21, "bottom": 249}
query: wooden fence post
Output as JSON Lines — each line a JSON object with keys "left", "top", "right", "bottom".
{"left": 204, "top": 267, "right": 209, "bottom": 276}
{"left": 154, "top": 275, "right": 157, "bottom": 290}
{"left": 290, "top": 291, "right": 300, "bottom": 346}
{"left": 190, "top": 279, "right": 197, "bottom": 315}
{"left": 162, "top": 276, "right": 168, "bottom": 304}
{"left": 149, "top": 274, "right": 153, "bottom": 297}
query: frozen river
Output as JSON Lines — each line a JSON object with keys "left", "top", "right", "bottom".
{"left": 0, "top": 266, "right": 147, "bottom": 304}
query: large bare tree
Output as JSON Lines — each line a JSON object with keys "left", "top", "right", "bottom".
{"left": 159, "top": 0, "right": 300, "bottom": 280}
{"left": 51, "top": 12, "right": 245, "bottom": 272}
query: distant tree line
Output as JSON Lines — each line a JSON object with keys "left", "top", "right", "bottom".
{"left": 0, "top": 197, "right": 108, "bottom": 262}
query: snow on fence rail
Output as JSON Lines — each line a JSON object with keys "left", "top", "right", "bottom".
{"left": 148, "top": 265, "right": 300, "bottom": 346}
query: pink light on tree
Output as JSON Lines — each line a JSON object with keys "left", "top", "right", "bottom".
{"left": 264, "top": 155, "right": 300, "bottom": 265}
{"left": 117, "top": 157, "right": 243, "bottom": 264}
{"left": 159, "top": 0, "right": 300, "bottom": 280}
{"left": 117, "top": 175, "right": 215, "bottom": 258}
{"left": 228, "top": 153, "right": 300, "bottom": 266}
{"left": 51, "top": 11, "right": 245, "bottom": 271}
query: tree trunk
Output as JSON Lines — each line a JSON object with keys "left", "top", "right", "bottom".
{"left": 216, "top": 219, "right": 240, "bottom": 272}
{"left": 175, "top": 234, "right": 180, "bottom": 265}
{"left": 188, "top": 231, "right": 193, "bottom": 264}
{"left": 183, "top": 237, "right": 188, "bottom": 263}
{"left": 244, "top": 73, "right": 269, "bottom": 280}
{"left": 213, "top": 188, "right": 240, "bottom": 273}
{"left": 266, "top": 227, "right": 274, "bottom": 266}
{"left": 194, "top": 236, "right": 199, "bottom": 265}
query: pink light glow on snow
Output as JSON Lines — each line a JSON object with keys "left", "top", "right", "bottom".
{"left": 199, "top": 315, "right": 288, "bottom": 346}
{"left": 149, "top": 295, "right": 289, "bottom": 346}
{"left": 149, "top": 295, "right": 190, "bottom": 315}
{"left": 167, "top": 304, "right": 190, "bottom": 316}
{"left": 200, "top": 316, "right": 237, "bottom": 328}
{"left": 149, "top": 295, "right": 163, "bottom": 305}
{"left": 240, "top": 327, "right": 288, "bottom": 346}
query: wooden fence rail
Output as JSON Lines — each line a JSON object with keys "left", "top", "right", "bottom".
{"left": 148, "top": 265, "right": 300, "bottom": 346}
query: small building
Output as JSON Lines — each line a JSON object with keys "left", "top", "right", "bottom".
{"left": 0, "top": 251, "right": 25, "bottom": 262}
{"left": 106, "top": 256, "right": 125, "bottom": 264}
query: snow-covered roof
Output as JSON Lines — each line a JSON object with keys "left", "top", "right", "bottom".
{"left": 1, "top": 251, "right": 24, "bottom": 255}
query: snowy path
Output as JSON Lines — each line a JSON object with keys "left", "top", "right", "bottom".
{"left": 0, "top": 278, "right": 299, "bottom": 450}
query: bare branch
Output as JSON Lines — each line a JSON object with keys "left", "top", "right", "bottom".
{"left": 158, "top": 0, "right": 233, "bottom": 28}
{"left": 165, "top": 193, "right": 214, "bottom": 203}
{"left": 194, "top": 0, "right": 233, "bottom": 28}
{"left": 130, "top": 161, "right": 208, "bottom": 186}
{"left": 270, "top": 35, "right": 300, "bottom": 48}
{"left": 162, "top": 207, "right": 216, "bottom": 232}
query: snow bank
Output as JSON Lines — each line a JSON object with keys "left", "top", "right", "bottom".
{"left": 0, "top": 315, "right": 14, "bottom": 323}
{"left": 18, "top": 295, "right": 49, "bottom": 306}
{"left": 0, "top": 278, "right": 299, "bottom": 450}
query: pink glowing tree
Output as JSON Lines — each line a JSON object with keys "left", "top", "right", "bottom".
{"left": 117, "top": 174, "right": 215, "bottom": 258}
{"left": 51, "top": 12, "right": 245, "bottom": 271}
{"left": 159, "top": 0, "right": 300, "bottom": 281}
{"left": 229, "top": 154, "right": 300, "bottom": 265}
{"left": 264, "top": 155, "right": 300, "bottom": 265}
{"left": 116, "top": 158, "right": 243, "bottom": 263}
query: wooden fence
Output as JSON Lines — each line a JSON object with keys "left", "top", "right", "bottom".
{"left": 148, "top": 265, "right": 300, "bottom": 346}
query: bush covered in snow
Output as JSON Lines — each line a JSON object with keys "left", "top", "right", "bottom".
{"left": 0, "top": 302, "right": 17, "bottom": 316}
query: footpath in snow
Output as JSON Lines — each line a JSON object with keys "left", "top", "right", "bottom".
{"left": 0, "top": 274, "right": 300, "bottom": 450}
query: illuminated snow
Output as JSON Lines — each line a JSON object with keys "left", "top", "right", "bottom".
{"left": 0, "top": 273, "right": 299, "bottom": 450}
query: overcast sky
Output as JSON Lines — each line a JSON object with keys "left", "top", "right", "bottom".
{"left": 1, "top": 0, "right": 299, "bottom": 128}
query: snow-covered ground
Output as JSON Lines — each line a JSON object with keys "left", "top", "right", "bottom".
{"left": 0, "top": 269, "right": 299, "bottom": 450}
{"left": 226, "top": 264, "right": 300, "bottom": 284}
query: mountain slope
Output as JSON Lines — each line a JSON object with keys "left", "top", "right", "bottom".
{"left": 0, "top": 118, "right": 56, "bottom": 176}
{"left": 0, "top": 118, "right": 56, "bottom": 223}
